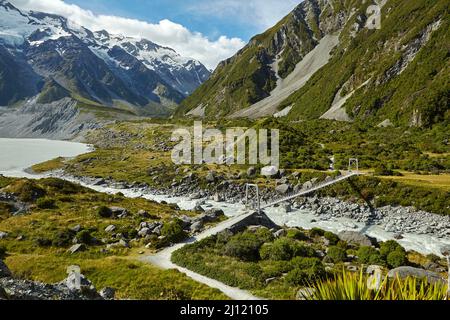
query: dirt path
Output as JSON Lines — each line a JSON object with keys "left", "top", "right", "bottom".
{"left": 140, "top": 212, "right": 264, "bottom": 300}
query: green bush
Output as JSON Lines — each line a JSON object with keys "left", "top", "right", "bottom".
{"left": 310, "top": 228, "right": 325, "bottom": 237}
{"left": 324, "top": 231, "right": 339, "bottom": 245}
{"left": 76, "top": 230, "right": 94, "bottom": 245}
{"left": 254, "top": 228, "right": 275, "bottom": 243}
{"left": 387, "top": 250, "right": 407, "bottom": 268}
{"left": 357, "top": 246, "right": 384, "bottom": 265}
{"left": 52, "top": 229, "right": 76, "bottom": 247}
{"left": 36, "top": 197, "right": 56, "bottom": 209}
{"left": 285, "top": 258, "right": 325, "bottom": 286}
{"left": 327, "top": 246, "right": 347, "bottom": 263}
{"left": 259, "top": 238, "right": 293, "bottom": 261}
{"left": 380, "top": 240, "right": 405, "bottom": 258}
{"left": 224, "top": 232, "right": 263, "bottom": 261}
{"left": 161, "top": 219, "right": 188, "bottom": 244}
{"left": 98, "top": 206, "right": 112, "bottom": 218}
{"left": 286, "top": 229, "right": 309, "bottom": 241}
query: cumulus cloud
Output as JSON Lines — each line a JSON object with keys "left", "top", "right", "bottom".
{"left": 187, "top": 0, "right": 301, "bottom": 30}
{"left": 9, "top": 0, "right": 246, "bottom": 69}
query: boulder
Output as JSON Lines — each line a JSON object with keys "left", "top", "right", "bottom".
{"left": 137, "top": 210, "right": 150, "bottom": 218}
{"left": 387, "top": 267, "right": 445, "bottom": 284}
{"left": 0, "top": 232, "right": 8, "bottom": 239}
{"left": 138, "top": 228, "right": 151, "bottom": 238}
{"left": 99, "top": 287, "right": 116, "bottom": 300}
{"left": 206, "top": 171, "right": 216, "bottom": 183}
{"left": 247, "top": 167, "right": 256, "bottom": 177}
{"left": 69, "top": 225, "right": 82, "bottom": 233}
{"left": 302, "top": 181, "right": 313, "bottom": 190}
{"left": 338, "top": 231, "right": 376, "bottom": 247}
{"left": 273, "top": 229, "right": 287, "bottom": 238}
{"left": 104, "top": 225, "right": 116, "bottom": 233}
{"left": 275, "top": 184, "right": 291, "bottom": 195}
{"left": 109, "top": 207, "right": 128, "bottom": 218}
{"left": 261, "top": 166, "right": 278, "bottom": 177}
{"left": 0, "top": 260, "right": 12, "bottom": 278}
{"left": 190, "top": 221, "right": 203, "bottom": 233}
{"left": 68, "top": 244, "right": 86, "bottom": 254}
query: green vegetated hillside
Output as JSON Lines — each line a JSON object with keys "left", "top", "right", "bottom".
{"left": 177, "top": 0, "right": 449, "bottom": 127}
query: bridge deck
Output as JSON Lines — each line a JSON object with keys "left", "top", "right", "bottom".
{"left": 260, "top": 172, "right": 360, "bottom": 210}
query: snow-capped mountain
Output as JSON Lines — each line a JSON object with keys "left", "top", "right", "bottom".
{"left": 0, "top": 0, "right": 210, "bottom": 114}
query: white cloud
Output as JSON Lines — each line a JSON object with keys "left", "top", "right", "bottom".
{"left": 9, "top": 0, "right": 246, "bottom": 69}
{"left": 187, "top": 0, "right": 301, "bottom": 30}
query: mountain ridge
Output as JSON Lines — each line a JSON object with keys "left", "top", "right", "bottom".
{"left": 0, "top": 0, "right": 210, "bottom": 115}
{"left": 177, "top": 0, "right": 449, "bottom": 128}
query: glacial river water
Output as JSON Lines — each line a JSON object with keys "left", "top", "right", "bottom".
{"left": 0, "top": 138, "right": 449, "bottom": 256}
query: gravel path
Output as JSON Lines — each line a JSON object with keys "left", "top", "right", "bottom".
{"left": 140, "top": 212, "right": 264, "bottom": 300}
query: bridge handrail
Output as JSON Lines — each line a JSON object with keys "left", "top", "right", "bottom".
{"left": 259, "top": 172, "right": 359, "bottom": 209}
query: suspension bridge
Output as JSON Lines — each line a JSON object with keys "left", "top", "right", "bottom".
{"left": 245, "top": 158, "right": 361, "bottom": 211}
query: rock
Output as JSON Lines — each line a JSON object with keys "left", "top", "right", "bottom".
{"left": 190, "top": 221, "right": 203, "bottom": 233}
{"left": 137, "top": 210, "right": 150, "bottom": 218}
{"left": 104, "top": 225, "right": 116, "bottom": 233}
{"left": 194, "top": 203, "right": 204, "bottom": 212}
{"left": 138, "top": 228, "right": 151, "bottom": 238}
{"left": 338, "top": 231, "right": 376, "bottom": 247}
{"left": 153, "top": 225, "right": 162, "bottom": 236}
{"left": 282, "top": 204, "right": 292, "bottom": 213}
{"left": 261, "top": 166, "right": 278, "bottom": 177}
{"left": 275, "top": 184, "right": 291, "bottom": 195}
{"left": 205, "top": 208, "right": 225, "bottom": 221}
{"left": 377, "top": 119, "right": 394, "bottom": 128}
{"left": 0, "top": 260, "right": 12, "bottom": 278}
{"left": 0, "top": 232, "right": 8, "bottom": 239}
{"left": 247, "top": 167, "right": 256, "bottom": 177}
{"left": 213, "top": 193, "right": 224, "bottom": 202}
{"left": 423, "top": 262, "right": 440, "bottom": 272}
{"left": 119, "top": 239, "right": 130, "bottom": 248}
{"left": 273, "top": 229, "right": 287, "bottom": 238}
{"left": 68, "top": 244, "right": 86, "bottom": 254}
{"left": 99, "top": 287, "right": 116, "bottom": 300}
{"left": 387, "top": 267, "right": 445, "bottom": 284}
{"left": 69, "top": 225, "right": 82, "bottom": 233}
{"left": 302, "top": 181, "right": 313, "bottom": 190}
{"left": 109, "top": 207, "right": 128, "bottom": 218}
{"left": 206, "top": 171, "right": 216, "bottom": 183}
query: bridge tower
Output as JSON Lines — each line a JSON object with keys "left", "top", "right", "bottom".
{"left": 348, "top": 158, "right": 359, "bottom": 174}
{"left": 245, "top": 184, "right": 261, "bottom": 213}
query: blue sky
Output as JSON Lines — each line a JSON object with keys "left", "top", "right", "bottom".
{"left": 11, "top": 0, "right": 301, "bottom": 69}
{"left": 66, "top": 0, "right": 300, "bottom": 42}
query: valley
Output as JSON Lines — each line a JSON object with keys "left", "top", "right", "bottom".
{"left": 0, "top": 0, "right": 449, "bottom": 302}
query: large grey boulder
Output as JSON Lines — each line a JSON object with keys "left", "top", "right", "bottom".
{"left": 338, "top": 231, "right": 377, "bottom": 247}
{"left": 387, "top": 267, "right": 445, "bottom": 284}
{"left": 0, "top": 231, "right": 8, "bottom": 239}
{"left": 206, "top": 171, "right": 216, "bottom": 183}
{"left": 190, "top": 221, "right": 203, "bottom": 233}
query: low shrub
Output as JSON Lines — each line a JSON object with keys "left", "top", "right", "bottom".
{"left": 324, "top": 231, "right": 339, "bottom": 245}
{"left": 327, "top": 246, "right": 347, "bottom": 263}
{"left": 286, "top": 229, "right": 309, "bottom": 241}
{"left": 387, "top": 250, "right": 407, "bottom": 268}
{"left": 98, "top": 206, "right": 113, "bottom": 218}
{"left": 36, "top": 197, "right": 56, "bottom": 209}
{"left": 225, "top": 232, "right": 264, "bottom": 262}
{"left": 161, "top": 219, "right": 188, "bottom": 244}
{"left": 310, "top": 228, "right": 325, "bottom": 237}
{"left": 357, "top": 246, "right": 384, "bottom": 265}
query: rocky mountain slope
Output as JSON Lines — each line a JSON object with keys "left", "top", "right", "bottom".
{"left": 177, "top": 0, "right": 449, "bottom": 127}
{"left": 0, "top": 0, "right": 210, "bottom": 116}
